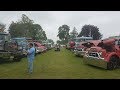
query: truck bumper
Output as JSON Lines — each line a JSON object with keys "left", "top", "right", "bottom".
{"left": 0, "top": 52, "right": 12, "bottom": 58}
{"left": 83, "top": 55, "right": 107, "bottom": 69}
{"left": 0, "top": 51, "right": 22, "bottom": 59}
{"left": 74, "top": 50, "right": 86, "bottom": 56}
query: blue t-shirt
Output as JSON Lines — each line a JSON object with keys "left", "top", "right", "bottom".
{"left": 27, "top": 47, "right": 35, "bottom": 59}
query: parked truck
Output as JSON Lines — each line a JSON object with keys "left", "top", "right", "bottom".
{"left": 84, "top": 38, "right": 120, "bottom": 70}
{"left": 74, "top": 40, "right": 101, "bottom": 57}
{"left": 12, "top": 37, "right": 29, "bottom": 56}
{"left": 0, "top": 32, "right": 22, "bottom": 61}
{"left": 66, "top": 37, "right": 93, "bottom": 51}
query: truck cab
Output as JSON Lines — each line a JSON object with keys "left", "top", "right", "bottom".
{"left": 74, "top": 37, "right": 93, "bottom": 50}
{"left": 74, "top": 40, "right": 101, "bottom": 57}
{"left": 84, "top": 38, "right": 120, "bottom": 70}
{"left": 0, "top": 33, "right": 11, "bottom": 51}
{"left": 66, "top": 39, "right": 75, "bottom": 50}
{"left": 12, "top": 37, "right": 29, "bottom": 56}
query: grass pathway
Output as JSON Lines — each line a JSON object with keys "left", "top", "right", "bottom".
{"left": 0, "top": 48, "right": 120, "bottom": 79}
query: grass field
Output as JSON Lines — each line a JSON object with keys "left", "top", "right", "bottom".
{"left": 0, "top": 48, "right": 120, "bottom": 79}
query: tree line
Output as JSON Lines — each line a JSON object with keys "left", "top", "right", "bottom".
{"left": 8, "top": 14, "right": 47, "bottom": 41}
{"left": 0, "top": 14, "right": 54, "bottom": 44}
{"left": 0, "top": 14, "right": 102, "bottom": 45}
{"left": 57, "top": 24, "right": 102, "bottom": 44}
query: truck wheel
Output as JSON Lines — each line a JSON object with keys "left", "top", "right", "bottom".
{"left": 107, "top": 61, "right": 114, "bottom": 70}
{"left": 107, "top": 56, "right": 118, "bottom": 70}
{"left": 117, "top": 60, "right": 120, "bottom": 68}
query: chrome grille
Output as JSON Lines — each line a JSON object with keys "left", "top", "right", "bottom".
{"left": 89, "top": 52, "right": 99, "bottom": 57}
{"left": 77, "top": 48, "right": 83, "bottom": 51}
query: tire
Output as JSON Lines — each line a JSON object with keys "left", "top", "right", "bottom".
{"left": 107, "top": 56, "right": 119, "bottom": 70}
{"left": 107, "top": 61, "right": 114, "bottom": 70}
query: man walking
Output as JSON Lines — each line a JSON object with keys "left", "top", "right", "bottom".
{"left": 26, "top": 43, "right": 35, "bottom": 74}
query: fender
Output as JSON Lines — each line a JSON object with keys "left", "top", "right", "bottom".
{"left": 106, "top": 52, "right": 119, "bottom": 62}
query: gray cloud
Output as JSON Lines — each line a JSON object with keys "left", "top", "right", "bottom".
{"left": 0, "top": 11, "right": 120, "bottom": 42}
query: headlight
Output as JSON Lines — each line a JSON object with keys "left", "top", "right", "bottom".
{"left": 99, "top": 52, "right": 102, "bottom": 56}
{"left": 81, "top": 48, "right": 84, "bottom": 51}
{"left": 98, "top": 52, "right": 104, "bottom": 59}
{"left": 98, "top": 52, "right": 102, "bottom": 57}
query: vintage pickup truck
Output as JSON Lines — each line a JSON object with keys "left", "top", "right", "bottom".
{"left": 74, "top": 40, "right": 101, "bottom": 57}
{"left": 84, "top": 38, "right": 120, "bottom": 70}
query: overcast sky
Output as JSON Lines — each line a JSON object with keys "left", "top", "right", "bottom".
{"left": 0, "top": 11, "right": 120, "bottom": 42}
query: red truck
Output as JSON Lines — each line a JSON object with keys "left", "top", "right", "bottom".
{"left": 74, "top": 40, "right": 101, "bottom": 57}
{"left": 66, "top": 39, "right": 75, "bottom": 50}
{"left": 66, "top": 37, "right": 93, "bottom": 51}
{"left": 84, "top": 38, "right": 120, "bottom": 70}
{"left": 74, "top": 41, "right": 88, "bottom": 57}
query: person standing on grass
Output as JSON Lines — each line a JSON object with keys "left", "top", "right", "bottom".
{"left": 26, "top": 43, "right": 35, "bottom": 74}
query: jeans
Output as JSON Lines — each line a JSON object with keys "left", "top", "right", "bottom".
{"left": 28, "top": 58, "right": 34, "bottom": 74}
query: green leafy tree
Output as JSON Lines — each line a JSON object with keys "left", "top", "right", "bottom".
{"left": 0, "top": 23, "right": 6, "bottom": 32}
{"left": 9, "top": 21, "right": 23, "bottom": 38}
{"left": 56, "top": 40, "right": 61, "bottom": 44}
{"left": 57, "top": 24, "right": 70, "bottom": 44}
{"left": 41, "top": 31, "right": 47, "bottom": 40}
{"left": 9, "top": 14, "right": 47, "bottom": 40}
{"left": 69, "top": 27, "right": 78, "bottom": 39}
{"left": 78, "top": 24, "right": 102, "bottom": 40}
{"left": 47, "top": 39, "right": 54, "bottom": 45}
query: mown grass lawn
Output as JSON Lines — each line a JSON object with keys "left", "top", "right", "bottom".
{"left": 0, "top": 48, "right": 120, "bottom": 79}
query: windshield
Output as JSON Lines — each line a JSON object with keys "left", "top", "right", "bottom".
{"left": 13, "top": 39, "right": 27, "bottom": 45}
{"left": 118, "top": 40, "right": 120, "bottom": 45}
{"left": 0, "top": 35, "right": 5, "bottom": 40}
{"left": 115, "top": 40, "right": 120, "bottom": 46}
{"left": 0, "top": 34, "right": 10, "bottom": 41}
{"left": 75, "top": 38, "right": 92, "bottom": 42}
{"left": 75, "top": 39, "right": 84, "bottom": 42}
